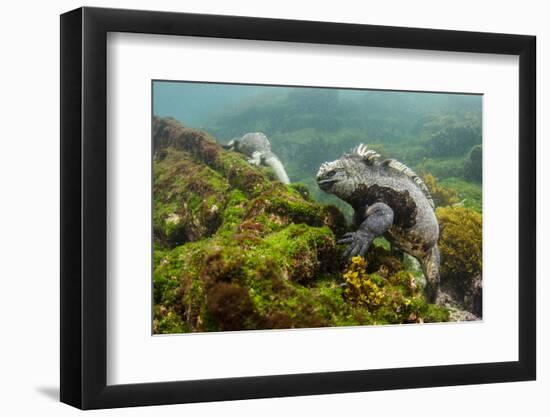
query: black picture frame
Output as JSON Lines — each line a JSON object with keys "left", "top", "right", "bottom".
{"left": 60, "top": 6, "right": 536, "bottom": 410}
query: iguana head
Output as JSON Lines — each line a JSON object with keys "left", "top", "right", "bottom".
{"left": 316, "top": 144, "right": 380, "bottom": 200}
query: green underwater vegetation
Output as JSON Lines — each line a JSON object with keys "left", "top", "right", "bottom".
{"left": 152, "top": 83, "right": 483, "bottom": 333}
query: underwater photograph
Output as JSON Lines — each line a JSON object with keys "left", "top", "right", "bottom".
{"left": 152, "top": 80, "right": 483, "bottom": 334}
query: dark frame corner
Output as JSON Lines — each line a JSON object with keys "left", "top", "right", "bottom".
{"left": 60, "top": 6, "right": 536, "bottom": 410}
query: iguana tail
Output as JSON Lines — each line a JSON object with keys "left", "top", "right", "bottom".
{"left": 264, "top": 155, "right": 290, "bottom": 184}
{"left": 420, "top": 244, "right": 441, "bottom": 303}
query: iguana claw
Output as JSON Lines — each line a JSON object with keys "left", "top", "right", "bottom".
{"left": 339, "top": 231, "right": 372, "bottom": 259}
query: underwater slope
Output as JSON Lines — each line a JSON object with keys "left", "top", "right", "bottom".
{"left": 152, "top": 117, "right": 450, "bottom": 333}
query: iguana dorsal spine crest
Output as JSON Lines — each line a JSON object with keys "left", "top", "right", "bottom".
{"left": 352, "top": 143, "right": 434, "bottom": 207}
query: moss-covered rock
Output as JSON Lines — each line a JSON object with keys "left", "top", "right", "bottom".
{"left": 436, "top": 206, "right": 482, "bottom": 316}
{"left": 439, "top": 178, "right": 482, "bottom": 213}
{"left": 152, "top": 117, "right": 451, "bottom": 333}
{"left": 426, "top": 124, "right": 481, "bottom": 157}
{"left": 416, "top": 156, "right": 466, "bottom": 179}
{"left": 154, "top": 116, "right": 272, "bottom": 196}
{"left": 437, "top": 206, "right": 482, "bottom": 281}
{"left": 422, "top": 170, "right": 482, "bottom": 213}
{"left": 422, "top": 172, "right": 460, "bottom": 207}
{"left": 153, "top": 150, "right": 230, "bottom": 247}
{"left": 342, "top": 256, "right": 449, "bottom": 324}
{"left": 464, "top": 144, "right": 482, "bottom": 182}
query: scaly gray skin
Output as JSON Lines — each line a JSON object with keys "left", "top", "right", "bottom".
{"left": 224, "top": 132, "right": 290, "bottom": 184}
{"left": 316, "top": 144, "right": 441, "bottom": 302}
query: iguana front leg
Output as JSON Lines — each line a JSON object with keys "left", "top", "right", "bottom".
{"left": 222, "top": 138, "right": 238, "bottom": 151}
{"left": 247, "top": 151, "right": 263, "bottom": 166}
{"left": 338, "top": 202, "right": 394, "bottom": 259}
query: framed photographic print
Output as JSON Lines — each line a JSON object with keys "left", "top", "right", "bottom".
{"left": 60, "top": 6, "right": 536, "bottom": 410}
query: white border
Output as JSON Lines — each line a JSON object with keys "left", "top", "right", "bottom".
{"left": 107, "top": 33, "right": 519, "bottom": 385}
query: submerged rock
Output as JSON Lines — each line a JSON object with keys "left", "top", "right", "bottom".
{"left": 436, "top": 206, "right": 483, "bottom": 317}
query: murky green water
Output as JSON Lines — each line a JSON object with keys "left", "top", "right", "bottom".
{"left": 153, "top": 80, "right": 482, "bottom": 215}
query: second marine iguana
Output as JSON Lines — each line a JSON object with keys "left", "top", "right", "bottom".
{"left": 316, "top": 144, "right": 441, "bottom": 301}
{"left": 224, "top": 132, "right": 290, "bottom": 184}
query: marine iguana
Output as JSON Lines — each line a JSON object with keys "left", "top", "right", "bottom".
{"left": 224, "top": 132, "right": 290, "bottom": 184}
{"left": 316, "top": 144, "right": 441, "bottom": 301}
